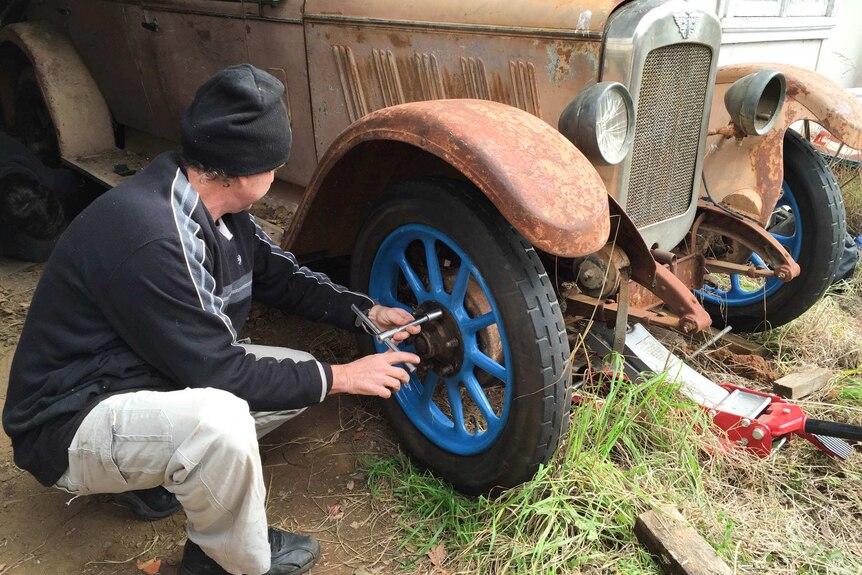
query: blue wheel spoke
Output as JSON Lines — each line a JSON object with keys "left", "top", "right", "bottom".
{"left": 423, "top": 238, "right": 444, "bottom": 295}
{"left": 420, "top": 371, "right": 439, "bottom": 407}
{"left": 464, "top": 373, "right": 500, "bottom": 430}
{"left": 445, "top": 380, "right": 468, "bottom": 435}
{"left": 470, "top": 348, "right": 507, "bottom": 382}
{"left": 450, "top": 264, "right": 471, "bottom": 307}
{"left": 729, "top": 274, "right": 743, "bottom": 295}
{"left": 750, "top": 252, "right": 767, "bottom": 268}
{"left": 464, "top": 311, "right": 496, "bottom": 333}
{"left": 397, "top": 254, "right": 426, "bottom": 298}
{"left": 772, "top": 233, "right": 795, "bottom": 250}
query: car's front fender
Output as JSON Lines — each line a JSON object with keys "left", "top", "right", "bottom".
{"left": 704, "top": 63, "right": 862, "bottom": 225}
{"left": 284, "top": 99, "right": 610, "bottom": 259}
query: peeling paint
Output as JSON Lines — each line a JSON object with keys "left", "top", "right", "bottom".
{"left": 576, "top": 10, "right": 592, "bottom": 32}
{"left": 546, "top": 42, "right": 574, "bottom": 86}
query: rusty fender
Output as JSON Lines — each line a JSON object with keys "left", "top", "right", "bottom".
{"left": 704, "top": 63, "right": 862, "bottom": 226}
{"left": 284, "top": 100, "right": 610, "bottom": 259}
{"left": 0, "top": 21, "right": 114, "bottom": 159}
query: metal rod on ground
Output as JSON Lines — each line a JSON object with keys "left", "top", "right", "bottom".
{"left": 689, "top": 325, "right": 733, "bottom": 360}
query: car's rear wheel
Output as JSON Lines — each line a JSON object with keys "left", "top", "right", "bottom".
{"left": 699, "top": 130, "right": 846, "bottom": 332}
{"left": 350, "top": 178, "right": 571, "bottom": 494}
{"left": 13, "top": 66, "right": 60, "bottom": 166}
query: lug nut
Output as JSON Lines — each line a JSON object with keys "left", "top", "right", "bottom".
{"left": 751, "top": 428, "right": 765, "bottom": 441}
{"left": 446, "top": 338, "right": 459, "bottom": 349}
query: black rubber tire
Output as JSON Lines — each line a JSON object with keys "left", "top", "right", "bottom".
{"left": 13, "top": 66, "right": 60, "bottom": 167}
{"left": 705, "top": 130, "right": 846, "bottom": 332}
{"left": 350, "top": 178, "right": 571, "bottom": 495}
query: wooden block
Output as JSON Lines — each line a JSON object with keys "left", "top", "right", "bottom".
{"left": 707, "top": 327, "right": 770, "bottom": 358}
{"left": 635, "top": 507, "right": 733, "bottom": 575}
{"left": 773, "top": 367, "right": 833, "bottom": 399}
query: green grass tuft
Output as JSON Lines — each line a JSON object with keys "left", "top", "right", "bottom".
{"left": 363, "top": 355, "right": 862, "bottom": 574}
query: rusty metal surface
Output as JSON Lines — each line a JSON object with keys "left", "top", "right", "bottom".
{"left": 703, "top": 259, "right": 781, "bottom": 278}
{"left": 0, "top": 21, "right": 114, "bottom": 159}
{"left": 705, "top": 63, "right": 862, "bottom": 226}
{"left": 285, "top": 99, "right": 611, "bottom": 259}
{"left": 567, "top": 196, "right": 711, "bottom": 334}
{"left": 629, "top": 253, "right": 705, "bottom": 311}
{"left": 304, "top": 21, "right": 601, "bottom": 165}
{"left": 606, "top": 196, "right": 655, "bottom": 286}
{"left": 567, "top": 284, "right": 711, "bottom": 333}
{"left": 691, "top": 202, "right": 800, "bottom": 282}
{"left": 304, "top": 1, "right": 623, "bottom": 35}
{"left": 716, "top": 63, "right": 862, "bottom": 150}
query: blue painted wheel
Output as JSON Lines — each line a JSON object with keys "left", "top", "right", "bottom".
{"left": 351, "top": 179, "right": 571, "bottom": 494}
{"left": 368, "top": 224, "right": 513, "bottom": 455}
{"left": 699, "top": 130, "right": 846, "bottom": 332}
{"left": 697, "top": 182, "right": 802, "bottom": 307}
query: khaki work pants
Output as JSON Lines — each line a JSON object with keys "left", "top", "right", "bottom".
{"left": 55, "top": 344, "right": 313, "bottom": 575}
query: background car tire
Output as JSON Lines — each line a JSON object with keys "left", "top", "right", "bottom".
{"left": 13, "top": 66, "right": 60, "bottom": 166}
{"left": 700, "top": 130, "right": 846, "bottom": 332}
{"left": 350, "top": 178, "right": 571, "bottom": 495}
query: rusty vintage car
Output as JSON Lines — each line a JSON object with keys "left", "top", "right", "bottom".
{"left": 1, "top": 0, "right": 860, "bottom": 493}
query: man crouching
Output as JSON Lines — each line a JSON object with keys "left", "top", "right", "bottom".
{"left": 2, "top": 65, "right": 420, "bottom": 575}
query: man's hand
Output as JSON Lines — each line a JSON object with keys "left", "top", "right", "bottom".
{"left": 329, "top": 351, "right": 421, "bottom": 398}
{"left": 368, "top": 304, "right": 421, "bottom": 343}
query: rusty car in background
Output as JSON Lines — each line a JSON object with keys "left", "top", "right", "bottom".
{"left": 2, "top": 0, "right": 861, "bottom": 493}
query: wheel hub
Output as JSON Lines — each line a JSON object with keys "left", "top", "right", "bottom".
{"left": 412, "top": 302, "right": 463, "bottom": 376}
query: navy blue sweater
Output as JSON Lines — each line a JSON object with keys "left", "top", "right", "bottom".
{"left": 2, "top": 152, "right": 373, "bottom": 486}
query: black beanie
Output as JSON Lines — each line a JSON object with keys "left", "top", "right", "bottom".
{"left": 181, "top": 64, "right": 292, "bottom": 176}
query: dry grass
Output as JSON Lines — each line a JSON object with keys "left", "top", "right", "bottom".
{"left": 754, "top": 270, "right": 862, "bottom": 373}
{"left": 832, "top": 160, "right": 862, "bottom": 236}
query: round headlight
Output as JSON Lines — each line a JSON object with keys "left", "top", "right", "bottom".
{"left": 558, "top": 82, "right": 635, "bottom": 165}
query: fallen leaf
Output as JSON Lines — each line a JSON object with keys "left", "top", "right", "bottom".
{"left": 136, "top": 558, "right": 161, "bottom": 574}
{"left": 427, "top": 543, "right": 446, "bottom": 567}
{"left": 349, "top": 520, "right": 362, "bottom": 529}
{"left": 352, "top": 430, "right": 366, "bottom": 441}
{"left": 327, "top": 502, "right": 342, "bottom": 515}
{"left": 346, "top": 479, "right": 355, "bottom": 491}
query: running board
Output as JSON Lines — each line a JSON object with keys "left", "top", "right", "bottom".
{"left": 64, "top": 149, "right": 286, "bottom": 245}
{"left": 64, "top": 149, "right": 151, "bottom": 188}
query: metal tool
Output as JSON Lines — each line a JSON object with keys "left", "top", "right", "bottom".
{"left": 586, "top": 323, "right": 862, "bottom": 460}
{"left": 375, "top": 309, "right": 443, "bottom": 343}
{"left": 350, "top": 305, "right": 442, "bottom": 373}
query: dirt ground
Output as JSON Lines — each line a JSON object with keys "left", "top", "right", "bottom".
{"left": 0, "top": 262, "right": 408, "bottom": 575}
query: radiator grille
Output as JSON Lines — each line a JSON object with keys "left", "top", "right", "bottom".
{"left": 626, "top": 44, "right": 712, "bottom": 228}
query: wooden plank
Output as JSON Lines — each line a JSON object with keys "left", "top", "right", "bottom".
{"left": 635, "top": 507, "right": 733, "bottom": 575}
{"left": 773, "top": 367, "right": 833, "bottom": 399}
{"left": 707, "top": 327, "right": 770, "bottom": 358}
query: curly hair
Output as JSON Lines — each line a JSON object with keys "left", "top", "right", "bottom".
{"left": 179, "top": 153, "right": 237, "bottom": 183}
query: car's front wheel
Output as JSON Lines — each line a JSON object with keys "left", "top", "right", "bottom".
{"left": 698, "top": 130, "right": 846, "bottom": 332}
{"left": 350, "top": 178, "right": 571, "bottom": 494}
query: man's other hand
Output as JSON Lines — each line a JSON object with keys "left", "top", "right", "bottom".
{"left": 368, "top": 305, "right": 420, "bottom": 343}
{"left": 329, "top": 351, "right": 421, "bottom": 398}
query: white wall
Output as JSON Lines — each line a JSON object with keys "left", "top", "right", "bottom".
{"left": 816, "top": 0, "right": 862, "bottom": 90}
{"left": 687, "top": 0, "right": 861, "bottom": 90}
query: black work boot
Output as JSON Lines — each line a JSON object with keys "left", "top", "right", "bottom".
{"left": 180, "top": 528, "right": 320, "bottom": 575}
{"left": 113, "top": 486, "right": 181, "bottom": 521}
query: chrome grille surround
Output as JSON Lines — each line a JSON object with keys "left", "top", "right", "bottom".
{"left": 599, "top": 0, "right": 721, "bottom": 250}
